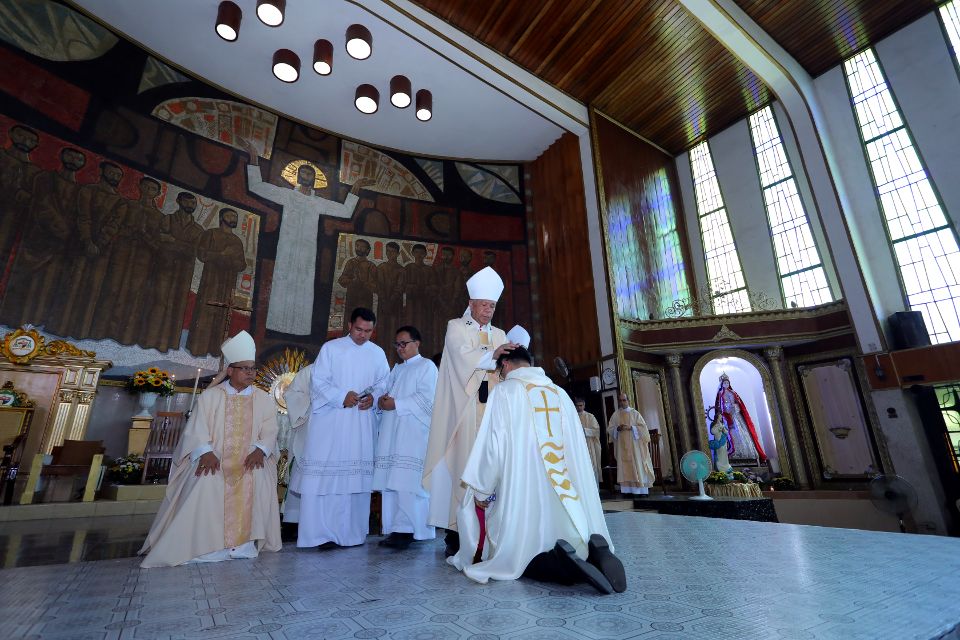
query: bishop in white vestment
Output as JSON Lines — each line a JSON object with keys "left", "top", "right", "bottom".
{"left": 139, "top": 331, "right": 281, "bottom": 567}
{"left": 284, "top": 308, "right": 390, "bottom": 547}
{"left": 608, "top": 392, "right": 656, "bottom": 495}
{"left": 449, "top": 347, "right": 625, "bottom": 594}
{"left": 373, "top": 326, "right": 438, "bottom": 547}
{"left": 246, "top": 161, "right": 362, "bottom": 335}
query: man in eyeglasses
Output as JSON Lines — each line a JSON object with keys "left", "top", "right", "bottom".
{"left": 140, "top": 330, "right": 281, "bottom": 567}
{"left": 373, "top": 326, "right": 439, "bottom": 549}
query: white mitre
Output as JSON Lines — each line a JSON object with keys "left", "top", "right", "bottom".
{"left": 221, "top": 330, "right": 256, "bottom": 365}
{"left": 506, "top": 325, "right": 530, "bottom": 348}
{"left": 466, "top": 266, "right": 504, "bottom": 302}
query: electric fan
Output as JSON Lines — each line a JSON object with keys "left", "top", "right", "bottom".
{"left": 680, "top": 450, "right": 713, "bottom": 501}
{"left": 869, "top": 474, "right": 918, "bottom": 533}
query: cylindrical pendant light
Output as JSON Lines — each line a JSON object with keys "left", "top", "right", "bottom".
{"left": 346, "top": 24, "right": 372, "bottom": 60}
{"left": 215, "top": 1, "right": 242, "bottom": 42}
{"left": 355, "top": 84, "right": 379, "bottom": 114}
{"left": 415, "top": 89, "right": 432, "bottom": 121}
{"left": 272, "top": 49, "right": 300, "bottom": 83}
{"left": 257, "top": 0, "right": 285, "bottom": 27}
{"left": 390, "top": 75, "right": 411, "bottom": 108}
{"left": 313, "top": 39, "right": 333, "bottom": 75}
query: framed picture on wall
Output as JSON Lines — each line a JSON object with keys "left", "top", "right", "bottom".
{"left": 600, "top": 358, "right": 618, "bottom": 390}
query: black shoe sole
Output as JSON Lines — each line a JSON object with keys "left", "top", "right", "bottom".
{"left": 587, "top": 534, "right": 626, "bottom": 593}
{"left": 555, "top": 539, "right": 613, "bottom": 595}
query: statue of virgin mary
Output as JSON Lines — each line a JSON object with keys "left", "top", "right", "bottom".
{"left": 714, "top": 373, "right": 767, "bottom": 463}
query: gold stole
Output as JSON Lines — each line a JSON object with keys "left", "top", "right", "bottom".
{"left": 222, "top": 393, "right": 254, "bottom": 548}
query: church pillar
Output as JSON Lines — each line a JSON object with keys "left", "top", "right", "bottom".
{"left": 763, "top": 346, "right": 808, "bottom": 487}
{"left": 666, "top": 353, "right": 692, "bottom": 457}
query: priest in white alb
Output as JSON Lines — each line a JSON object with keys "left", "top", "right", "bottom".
{"left": 139, "top": 331, "right": 281, "bottom": 568}
{"left": 422, "top": 267, "right": 516, "bottom": 556}
{"left": 449, "top": 345, "right": 626, "bottom": 594}
{"left": 284, "top": 307, "right": 390, "bottom": 547}
{"left": 373, "top": 325, "right": 439, "bottom": 548}
{"left": 575, "top": 397, "right": 603, "bottom": 483}
{"left": 607, "top": 391, "right": 655, "bottom": 495}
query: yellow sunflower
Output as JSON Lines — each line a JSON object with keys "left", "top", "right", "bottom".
{"left": 150, "top": 379, "right": 162, "bottom": 387}
{"left": 148, "top": 367, "right": 160, "bottom": 375}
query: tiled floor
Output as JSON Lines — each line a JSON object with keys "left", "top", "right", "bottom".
{"left": 1, "top": 512, "right": 959, "bottom": 639}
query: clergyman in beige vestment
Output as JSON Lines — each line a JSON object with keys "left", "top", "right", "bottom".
{"left": 575, "top": 398, "right": 603, "bottom": 483}
{"left": 607, "top": 392, "right": 655, "bottom": 495}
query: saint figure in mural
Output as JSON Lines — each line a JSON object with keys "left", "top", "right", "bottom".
{"left": 245, "top": 144, "right": 367, "bottom": 335}
{"left": 187, "top": 208, "right": 247, "bottom": 357}
{"left": 375, "top": 241, "right": 405, "bottom": 355}
{"left": 0, "top": 125, "right": 41, "bottom": 268}
{"left": 714, "top": 373, "right": 767, "bottom": 463}
{"left": 1, "top": 147, "right": 85, "bottom": 329}
{"left": 403, "top": 244, "right": 436, "bottom": 355}
{"left": 338, "top": 238, "right": 377, "bottom": 333}
{"left": 433, "top": 246, "right": 464, "bottom": 337}
{"left": 50, "top": 161, "right": 124, "bottom": 338}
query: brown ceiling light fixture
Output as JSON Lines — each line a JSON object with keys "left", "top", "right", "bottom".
{"left": 355, "top": 84, "right": 379, "bottom": 114}
{"left": 272, "top": 48, "right": 300, "bottom": 83}
{"left": 390, "top": 75, "right": 411, "bottom": 108}
{"left": 415, "top": 89, "right": 432, "bottom": 121}
{"left": 257, "top": 0, "right": 285, "bottom": 27}
{"left": 346, "top": 24, "right": 372, "bottom": 60}
{"left": 215, "top": 1, "right": 242, "bottom": 42}
{"left": 313, "top": 39, "right": 333, "bottom": 76}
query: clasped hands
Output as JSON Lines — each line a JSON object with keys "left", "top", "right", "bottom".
{"left": 194, "top": 449, "right": 265, "bottom": 477}
{"left": 343, "top": 390, "right": 374, "bottom": 410}
{"left": 377, "top": 394, "right": 396, "bottom": 411}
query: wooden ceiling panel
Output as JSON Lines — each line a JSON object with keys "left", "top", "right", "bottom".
{"left": 411, "top": 0, "right": 934, "bottom": 154}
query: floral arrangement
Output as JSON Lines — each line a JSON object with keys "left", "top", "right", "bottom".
{"left": 771, "top": 476, "right": 797, "bottom": 491}
{"left": 106, "top": 455, "right": 144, "bottom": 485}
{"left": 705, "top": 470, "right": 752, "bottom": 485}
{"left": 126, "top": 367, "right": 175, "bottom": 397}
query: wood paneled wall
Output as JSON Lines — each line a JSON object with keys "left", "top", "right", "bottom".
{"left": 527, "top": 132, "right": 601, "bottom": 372}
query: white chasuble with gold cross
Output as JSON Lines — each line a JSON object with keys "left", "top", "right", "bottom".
{"left": 450, "top": 366, "right": 612, "bottom": 585}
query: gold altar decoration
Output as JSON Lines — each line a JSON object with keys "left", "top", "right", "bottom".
{"left": 281, "top": 160, "right": 328, "bottom": 189}
{"left": 1, "top": 327, "right": 44, "bottom": 364}
{"left": 705, "top": 482, "right": 763, "bottom": 498}
{"left": 0, "top": 380, "right": 34, "bottom": 407}
{"left": 43, "top": 340, "right": 96, "bottom": 359}
{"left": 255, "top": 347, "right": 309, "bottom": 414}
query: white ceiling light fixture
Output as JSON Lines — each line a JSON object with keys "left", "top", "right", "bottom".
{"left": 390, "top": 74, "right": 411, "bottom": 108}
{"left": 416, "top": 89, "right": 432, "bottom": 121}
{"left": 346, "top": 24, "right": 372, "bottom": 60}
{"left": 215, "top": 1, "right": 241, "bottom": 42}
{"left": 272, "top": 48, "right": 300, "bottom": 83}
{"left": 355, "top": 84, "right": 379, "bottom": 114}
{"left": 313, "top": 39, "right": 333, "bottom": 75}
{"left": 256, "top": 0, "right": 285, "bottom": 27}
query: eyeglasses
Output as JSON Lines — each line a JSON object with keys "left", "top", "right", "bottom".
{"left": 394, "top": 340, "right": 417, "bottom": 349}
{"left": 230, "top": 365, "right": 257, "bottom": 373}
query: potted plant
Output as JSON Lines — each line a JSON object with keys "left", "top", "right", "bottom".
{"left": 126, "top": 367, "right": 175, "bottom": 418}
{"left": 106, "top": 455, "right": 145, "bottom": 485}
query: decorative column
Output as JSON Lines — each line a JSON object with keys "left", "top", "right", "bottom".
{"left": 764, "top": 346, "right": 808, "bottom": 487}
{"left": 666, "top": 353, "right": 693, "bottom": 456}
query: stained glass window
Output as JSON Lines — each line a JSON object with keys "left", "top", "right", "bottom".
{"left": 844, "top": 48, "right": 960, "bottom": 344}
{"left": 940, "top": 0, "right": 960, "bottom": 69}
{"left": 689, "top": 141, "right": 751, "bottom": 314}
{"left": 936, "top": 383, "right": 960, "bottom": 475}
{"left": 748, "top": 106, "right": 833, "bottom": 308}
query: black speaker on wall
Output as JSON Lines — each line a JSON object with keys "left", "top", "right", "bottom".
{"left": 888, "top": 311, "right": 931, "bottom": 350}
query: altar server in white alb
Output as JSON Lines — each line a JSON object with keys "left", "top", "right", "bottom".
{"left": 423, "top": 266, "right": 516, "bottom": 556}
{"left": 284, "top": 307, "right": 390, "bottom": 548}
{"left": 139, "top": 331, "right": 281, "bottom": 567}
{"left": 449, "top": 343, "right": 625, "bottom": 594}
{"left": 373, "top": 325, "right": 439, "bottom": 548}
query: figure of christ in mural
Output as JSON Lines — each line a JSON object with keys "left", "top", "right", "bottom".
{"left": 433, "top": 246, "right": 465, "bottom": 344}
{"left": 403, "top": 244, "right": 438, "bottom": 357}
{"left": 0, "top": 125, "right": 41, "bottom": 273}
{"left": 714, "top": 373, "right": 767, "bottom": 464}
{"left": 48, "top": 161, "right": 125, "bottom": 338}
{"left": 375, "top": 241, "right": 406, "bottom": 357}
{"left": 186, "top": 208, "right": 248, "bottom": 357}
{"left": 244, "top": 143, "right": 368, "bottom": 336}
{"left": 0, "top": 147, "right": 86, "bottom": 329}
{"left": 338, "top": 238, "right": 377, "bottom": 333}
{"left": 141, "top": 191, "right": 203, "bottom": 351}
{"left": 95, "top": 176, "right": 165, "bottom": 346}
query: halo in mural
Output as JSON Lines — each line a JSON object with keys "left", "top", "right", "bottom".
{"left": 281, "top": 160, "right": 328, "bottom": 190}
{"left": 340, "top": 141, "right": 433, "bottom": 202}
{"left": 455, "top": 162, "right": 521, "bottom": 204}
{"left": 138, "top": 57, "right": 191, "bottom": 94}
{"left": 0, "top": 0, "right": 117, "bottom": 61}
{"left": 152, "top": 98, "right": 279, "bottom": 159}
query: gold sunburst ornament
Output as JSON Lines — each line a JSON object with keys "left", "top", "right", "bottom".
{"left": 281, "top": 159, "right": 328, "bottom": 190}
{"left": 255, "top": 348, "right": 309, "bottom": 414}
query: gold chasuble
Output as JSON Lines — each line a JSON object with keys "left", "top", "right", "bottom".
{"left": 223, "top": 394, "right": 255, "bottom": 548}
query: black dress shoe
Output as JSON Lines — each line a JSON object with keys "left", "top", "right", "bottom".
{"left": 317, "top": 541, "right": 339, "bottom": 550}
{"left": 554, "top": 539, "right": 613, "bottom": 595}
{"left": 444, "top": 530, "right": 460, "bottom": 557}
{"left": 587, "top": 534, "right": 626, "bottom": 593}
{"left": 380, "top": 533, "right": 414, "bottom": 549}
